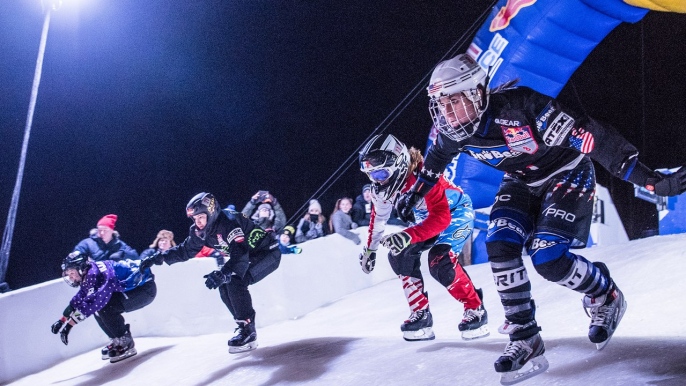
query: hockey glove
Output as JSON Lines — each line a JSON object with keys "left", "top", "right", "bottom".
{"left": 395, "top": 192, "right": 419, "bottom": 223}
{"left": 359, "top": 247, "right": 377, "bottom": 274}
{"left": 381, "top": 232, "right": 412, "bottom": 256}
{"left": 204, "top": 270, "right": 228, "bottom": 290}
{"left": 60, "top": 323, "right": 73, "bottom": 346}
{"left": 51, "top": 318, "right": 66, "bottom": 334}
{"left": 140, "top": 251, "right": 163, "bottom": 272}
{"left": 647, "top": 166, "right": 686, "bottom": 196}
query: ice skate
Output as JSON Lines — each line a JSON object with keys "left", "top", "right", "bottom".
{"left": 109, "top": 325, "right": 137, "bottom": 363}
{"left": 101, "top": 338, "right": 115, "bottom": 360}
{"left": 400, "top": 308, "right": 435, "bottom": 341}
{"left": 458, "top": 288, "right": 489, "bottom": 340}
{"left": 228, "top": 319, "right": 258, "bottom": 354}
{"left": 494, "top": 333, "right": 548, "bottom": 385}
{"left": 583, "top": 286, "right": 627, "bottom": 350}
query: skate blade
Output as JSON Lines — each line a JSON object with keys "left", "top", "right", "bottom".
{"left": 499, "top": 355, "right": 549, "bottom": 385}
{"left": 402, "top": 327, "right": 435, "bottom": 342}
{"left": 461, "top": 325, "right": 490, "bottom": 340}
{"left": 109, "top": 348, "right": 137, "bottom": 363}
{"left": 229, "top": 341, "right": 258, "bottom": 354}
{"left": 596, "top": 299, "right": 628, "bottom": 351}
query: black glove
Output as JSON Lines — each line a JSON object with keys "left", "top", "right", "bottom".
{"left": 648, "top": 166, "right": 686, "bottom": 196}
{"left": 395, "top": 191, "right": 420, "bottom": 223}
{"left": 60, "top": 323, "right": 73, "bottom": 345}
{"left": 140, "top": 252, "right": 162, "bottom": 272}
{"left": 203, "top": 270, "right": 229, "bottom": 289}
{"left": 51, "top": 319, "right": 65, "bottom": 334}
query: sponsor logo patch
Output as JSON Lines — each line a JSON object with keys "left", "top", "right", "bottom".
{"left": 543, "top": 112, "right": 575, "bottom": 146}
{"left": 535, "top": 102, "right": 556, "bottom": 132}
{"left": 464, "top": 145, "right": 521, "bottom": 167}
{"left": 502, "top": 125, "right": 538, "bottom": 154}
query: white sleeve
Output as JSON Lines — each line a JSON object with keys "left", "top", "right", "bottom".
{"left": 367, "top": 195, "right": 392, "bottom": 250}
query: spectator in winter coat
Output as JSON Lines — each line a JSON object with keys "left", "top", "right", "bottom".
{"left": 279, "top": 226, "right": 302, "bottom": 254}
{"left": 71, "top": 214, "right": 139, "bottom": 262}
{"left": 139, "top": 230, "right": 176, "bottom": 260}
{"left": 241, "top": 191, "right": 287, "bottom": 232}
{"left": 351, "top": 185, "right": 373, "bottom": 227}
{"left": 330, "top": 197, "right": 361, "bottom": 245}
{"left": 51, "top": 252, "right": 156, "bottom": 363}
{"left": 295, "top": 199, "right": 328, "bottom": 243}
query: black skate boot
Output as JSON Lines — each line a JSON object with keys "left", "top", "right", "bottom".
{"left": 458, "top": 288, "right": 490, "bottom": 340}
{"left": 228, "top": 318, "right": 258, "bottom": 354}
{"left": 494, "top": 332, "right": 548, "bottom": 385}
{"left": 583, "top": 262, "right": 627, "bottom": 350}
{"left": 400, "top": 308, "right": 435, "bottom": 341}
{"left": 109, "top": 325, "right": 137, "bottom": 363}
{"left": 101, "top": 338, "right": 115, "bottom": 360}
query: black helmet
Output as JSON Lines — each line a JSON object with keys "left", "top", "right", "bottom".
{"left": 61, "top": 251, "right": 90, "bottom": 287}
{"left": 186, "top": 192, "right": 220, "bottom": 229}
{"left": 359, "top": 134, "right": 410, "bottom": 201}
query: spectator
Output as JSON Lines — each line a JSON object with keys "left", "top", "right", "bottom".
{"left": 279, "top": 226, "right": 302, "bottom": 254}
{"left": 330, "top": 197, "right": 361, "bottom": 245}
{"left": 295, "top": 199, "right": 328, "bottom": 243}
{"left": 242, "top": 190, "right": 287, "bottom": 232}
{"left": 51, "top": 252, "right": 156, "bottom": 363}
{"left": 351, "top": 184, "right": 373, "bottom": 227}
{"left": 140, "top": 230, "right": 176, "bottom": 260}
{"left": 72, "top": 214, "right": 139, "bottom": 262}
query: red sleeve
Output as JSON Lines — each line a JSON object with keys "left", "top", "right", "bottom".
{"left": 404, "top": 180, "right": 451, "bottom": 243}
{"left": 195, "top": 245, "right": 214, "bottom": 258}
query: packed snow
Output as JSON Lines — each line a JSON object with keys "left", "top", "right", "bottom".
{"left": 5, "top": 233, "right": 686, "bottom": 386}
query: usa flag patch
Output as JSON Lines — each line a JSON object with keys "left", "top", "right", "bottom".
{"left": 569, "top": 128, "right": 594, "bottom": 154}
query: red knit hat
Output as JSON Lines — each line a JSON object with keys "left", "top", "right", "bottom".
{"left": 97, "top": 214, "right": 117, "bottom": 230}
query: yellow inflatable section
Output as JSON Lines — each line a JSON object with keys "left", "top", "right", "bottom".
{"left": 624, "top": 0, "right": 686, "bottom": 12}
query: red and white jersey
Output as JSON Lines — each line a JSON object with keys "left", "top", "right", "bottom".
{"left": 366, "top": 164, "right": 464, "bottom": 249}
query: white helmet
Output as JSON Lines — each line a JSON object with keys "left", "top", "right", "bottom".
{"left": 359, "top": 134, "right": 410, "bottom": 201}
{"left": 427, "top": 54, "right": 488, "bottom": 141}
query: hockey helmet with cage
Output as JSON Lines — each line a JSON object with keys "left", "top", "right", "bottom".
{"left": 359, "top": 134, "right": 410, "bottom": 201}
{"left": 61, "top": 251, "right": 90, "bottom": 287}
{"left": 186, "top": 192, "right": 220, "bottom": 229}
{"left": 427, "top": 54, "right": 489, "bottom": 141}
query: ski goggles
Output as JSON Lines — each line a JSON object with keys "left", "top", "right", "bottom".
{"left": 368, "top": 169, "right": 391, "bottom": 182}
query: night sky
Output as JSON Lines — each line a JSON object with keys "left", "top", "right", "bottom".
{"left": 1, "top": 1, "right": 685, "bottom": 290}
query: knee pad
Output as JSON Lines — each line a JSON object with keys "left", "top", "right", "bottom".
{"left": 388, "top": 244, "right": 422, "bottom": 276}
{"left": 528, "top": 232, "right": 574, "bottom": 282}
{"left": 428, "top": 244, "right": 455, "bottom": 287}
{"left": 486, "top": 211, "right": 532, "bottom": 247}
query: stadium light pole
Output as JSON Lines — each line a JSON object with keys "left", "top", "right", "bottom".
{"left": 0, "top": 0, "right": 63, "bottom": 293}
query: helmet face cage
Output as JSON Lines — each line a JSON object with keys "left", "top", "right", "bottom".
{"left": 427, "top": 54, "right": 488, "bottom": 141}
{"left": 359, "top": 134, "right": 409, "bottom": 201}
{"left": 61, "top": 252, "right": 90, "bottom": 287}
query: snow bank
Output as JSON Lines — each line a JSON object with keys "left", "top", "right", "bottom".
{"left": 0, "top": 226, "right": 399, "bottom": 384}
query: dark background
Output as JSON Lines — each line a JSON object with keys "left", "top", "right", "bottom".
{"left": 1, "top": 1, "right": 684, "bottom": 290}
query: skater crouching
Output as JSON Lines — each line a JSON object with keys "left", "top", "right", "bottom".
{"left": 143, "top": 192, "right": 281, "bottom": 353}
{"left": 51, "top": 251, "right": 156, "bottom": 363}
{"left": 358, "top": 134, "right": 489, "bottom": 342}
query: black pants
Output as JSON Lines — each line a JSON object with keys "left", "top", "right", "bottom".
{"left": 218, "top": 248, "right": 281, "bottom": 321}
{"left": 94, "top": 280, "right": 157, "bottom": 338}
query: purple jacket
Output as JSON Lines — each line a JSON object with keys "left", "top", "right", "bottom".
{"left": 69, "top": 261, "right": 124, "bottom": 318}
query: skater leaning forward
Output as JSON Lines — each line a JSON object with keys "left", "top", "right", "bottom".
{"left": 51, "top": 251, "right": 157, "bottom": 363}
{"left": 358, "top": 134, "right": 489, "bottom": 342}
{"left": 396, "top": 54, "right": 686, "bottom": 384}
{"left": 142, "top": 192, "right": 281, "bottom": 354}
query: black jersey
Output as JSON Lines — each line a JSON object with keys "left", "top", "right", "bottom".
{"left": 420, "top": 86, "right": 646, "bottom": 189}
{"left": 163, "top": 209, "right": 277, "bottom": 279}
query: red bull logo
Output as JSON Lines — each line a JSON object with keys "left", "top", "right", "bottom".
{"left": 503, "top": 126, "right": 531, "bottom": 142}
{"left": 489, "top": 0, "right": 537, "bottom": 32}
